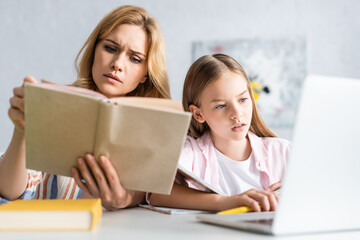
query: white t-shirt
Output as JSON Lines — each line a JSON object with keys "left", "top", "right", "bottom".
{"left": 215, "top": 148, "right": 263, "bottom": 196}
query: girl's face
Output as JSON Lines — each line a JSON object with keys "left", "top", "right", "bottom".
{"left": 191, "top": 70, "right": 253, "bottom": 144}
{"left": 92, "top": 24, "right": 148, "bottom": 98}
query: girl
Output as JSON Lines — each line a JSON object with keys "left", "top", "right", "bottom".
{"left": 149, "top": 54, "right": 290, "bottom": 212}
{"left": 0, "top": 5, "right": 170, "bottom": 210}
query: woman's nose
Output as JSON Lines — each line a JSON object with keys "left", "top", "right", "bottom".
{"left": 111, "top": 54, "right": 125, "bottom": 72}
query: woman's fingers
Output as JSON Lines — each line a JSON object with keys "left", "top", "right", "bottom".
{"left": 76, "top": 156, "right": 100, "bottom": 197}
{"left": 98, "top": 156, "right": 121, "bottom": 190}
{"left": 8, "top": 107, "right": 25, "bottom": 129}
{"left": 98, "top": 155, "right": 129, "bottom": 207}
{"left": 23, "top": 76, "right": 38, "bottom": 84}
{"left": 9, "top": 96, "right": 24, "bottom": 112}
{"left": 72, "top": 167, "right": 90, "bottom": 193}
{"left": 83, "top": 154, "right": 112, "bottom": 202}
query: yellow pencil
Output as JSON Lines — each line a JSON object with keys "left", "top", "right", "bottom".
{"left": 217, "top": 205, "right": 257, "bottom": 215}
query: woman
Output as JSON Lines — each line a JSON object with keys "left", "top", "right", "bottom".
{"left": 0, "top": 5, "right": 170, "bottom": 210}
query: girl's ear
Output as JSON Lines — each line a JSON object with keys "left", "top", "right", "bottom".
{"left": 189, "top": 104, "right": 205, "bottom": 123}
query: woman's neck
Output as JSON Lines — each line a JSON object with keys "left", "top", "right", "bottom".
{"left": 210, "top": 133, "right": 252, "bottom": 162}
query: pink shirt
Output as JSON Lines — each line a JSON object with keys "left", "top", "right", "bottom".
{"left": 178, "top": 131, "right": 290, "bottom": 195}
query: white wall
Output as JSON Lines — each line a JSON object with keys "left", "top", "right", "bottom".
{"left": 1, "top": 0, "right": 359, "bottom": 149}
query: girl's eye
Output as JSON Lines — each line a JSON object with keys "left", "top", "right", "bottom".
{"left": 240, "top": 98, "right": 248, "bottom": 103}
{"left": 104, "top": 45, "right": 117, "bottom": 53}
{"left": 130, "top": 56, "right": 142, "bottom": 63}
{"left": 215, "top": 104, "right": 226, "bottom": 109}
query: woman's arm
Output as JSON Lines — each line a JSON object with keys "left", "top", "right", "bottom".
{"left": 150, "top": 184, "right": 279, "bottom": 212}
{"left": 0, "top": 77, "right": 38, "bottom": 200}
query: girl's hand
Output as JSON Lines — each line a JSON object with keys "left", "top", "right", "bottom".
{"left": 72, "top": 154, "right": 143, "bottom": 210}
{"left": 267, "top": 181, "right": 282, "bottom": 192}
{"left": 8, "top": 76, "right": 38, "bottom": 132}
{"left": 220, "top": 188, "right": 278, "bottom": 212}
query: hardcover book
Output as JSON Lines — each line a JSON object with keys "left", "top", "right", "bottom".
{"left": 0, "top": 199, "right": 102, "bottom": 231}
{"left": 24, "top": 82, "right": 191, "bottom": 194}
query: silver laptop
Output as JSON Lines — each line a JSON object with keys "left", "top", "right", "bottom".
{"left": 197, "top": 75, "right": 360, "bottom": 235}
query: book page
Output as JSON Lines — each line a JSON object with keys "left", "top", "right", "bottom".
{"left": 25, "top": 83, "right": 101, "bottom": 177}
{"left": 94, "top": 101, "right": 192, "bottom": 194}
{"left": 36, "top": 82, "right": 107, "bottom": 99}
{"left": 108, "top": 97, "right": 184, "bottom": 112}
{"left": 138, "top": 204, "right": 210, "bottom": 215}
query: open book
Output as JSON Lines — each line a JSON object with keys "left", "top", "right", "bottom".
{"left": 24, "top": 82, "right": 191, "bottom": 194}
{"left": 177, "top": 164, "right": 226, "bottom": 195}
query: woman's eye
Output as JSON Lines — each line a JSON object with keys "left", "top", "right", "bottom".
{"left": 104, "top": 45, "right": 117, "bottom": 53}
{"left": 130, "top": 56, "right": 142, "bottom": 63}
{"left": 240, "top": 98, "right": 248, "bottom": 103}
{"left": 215, "top": 104, "right": 226, "bottom": 109}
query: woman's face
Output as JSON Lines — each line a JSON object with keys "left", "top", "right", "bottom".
{"left": 92, "top": 24, "right": 148, "bottom": 98}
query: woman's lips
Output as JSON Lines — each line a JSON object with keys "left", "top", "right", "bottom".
{"left": 104, "top": 73, "right": 122, "bottom": 83}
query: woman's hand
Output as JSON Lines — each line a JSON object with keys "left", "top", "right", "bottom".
{"left": 8, "top": 76, "right": 38, "bottom": 132}
{"left": 72, "top": 154, "right": 145, "bottom": 210}
{"left": 219, "top": 188, "right": 279, "bottom": 212}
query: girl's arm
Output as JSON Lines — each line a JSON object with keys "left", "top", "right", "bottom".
{"left": 0, "top": 77, "right": 38, "bottom": 200}
{"left": 150, "top": 184, "right": 279, "bottom": 212}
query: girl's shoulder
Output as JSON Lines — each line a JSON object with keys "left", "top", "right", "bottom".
{"left": 248, "top": 131, "right": 291, "bottom": 152}
{"left": 262, "top": 136, "right": 291, "bottom": 148}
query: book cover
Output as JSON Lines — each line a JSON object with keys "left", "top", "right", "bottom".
{"left": 177, "top": 164, "right": 226, "bottom": 195}
{"left": 24, "top": 82, "right": 192, "bottom": 194}
{"left": 0, "top": 199, "right": 102, "bottom": 231}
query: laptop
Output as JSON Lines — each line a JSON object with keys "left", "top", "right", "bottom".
{"left": 196, "top": 75, "right": 360, "bottom": 235}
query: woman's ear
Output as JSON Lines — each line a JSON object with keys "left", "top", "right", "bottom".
{"left": 140, "top": 73, "right": 148, "bottom": 84}
{"left": 189, "top": 104, "right": 205, "bottom": 123}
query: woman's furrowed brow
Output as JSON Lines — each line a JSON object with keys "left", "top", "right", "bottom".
{"left": 104, "top": 39, "right": 146, "bottom": 57}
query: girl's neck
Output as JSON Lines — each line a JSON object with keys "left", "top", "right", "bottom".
{"left": 210, "top": 133, "right": 252, "bottom": 162}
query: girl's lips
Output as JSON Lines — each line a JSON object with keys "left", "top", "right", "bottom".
{"left": 231, "top": 123, "right": 246, "bottom": 132}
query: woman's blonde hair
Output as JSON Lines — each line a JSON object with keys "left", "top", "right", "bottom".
{"left": 73, "top": 5, "right": 170, "bottom": 99}
{"left": 182, "top": 54, "right": 276, "bottom": 139}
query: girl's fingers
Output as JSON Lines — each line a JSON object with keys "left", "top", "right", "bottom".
{"left": 245, "top": 189, "right": 278, "bottom": 212}
{"left": 76, "top": 157, "right": 100, "bottom": 197}
{"left": 84, "top": 154, "right": 112, "bottom": 202}
{"left": 268, "top": 181, "right": 282, "bottom": 192}
{"left": 247, "top": 190, "right": 271, "bottom": 211}
{"left": 239, "top": 195, "right": 262, "bottom": 212}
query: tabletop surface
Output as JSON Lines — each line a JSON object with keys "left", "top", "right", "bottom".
{"left": 1, "top": 207, "right": 360, "bottom": 240}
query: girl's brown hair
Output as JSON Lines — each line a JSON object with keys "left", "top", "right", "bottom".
{"left": 72, "top": 5, "right": 170, "bottom": 99}
{"left": 182, "top": 54, "right": 276, "bottom": 138}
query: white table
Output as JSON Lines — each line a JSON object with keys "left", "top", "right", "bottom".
{"left": 1, "top": 207, "right": 360, "bottom": 240}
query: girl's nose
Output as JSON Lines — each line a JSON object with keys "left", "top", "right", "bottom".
{"left": 230, "top": 104, "right": 243, "bottom": 121}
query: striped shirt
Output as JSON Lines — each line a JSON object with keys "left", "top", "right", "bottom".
{"left": 0, "top": 153, "right": 81, "bottom": 204}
